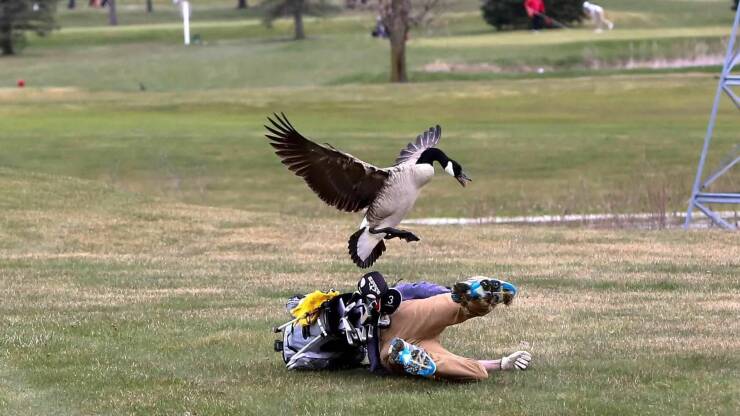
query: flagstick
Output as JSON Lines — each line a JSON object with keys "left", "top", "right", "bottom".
{"left": 181, "top": 0, "right": 190, "bottom": 45}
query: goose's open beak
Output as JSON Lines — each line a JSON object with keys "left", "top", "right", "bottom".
{"left": 456, "top": 172, "right": 472, "bottom": 187}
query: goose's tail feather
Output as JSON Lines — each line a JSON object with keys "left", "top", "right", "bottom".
{"left": 348, "top": 227, "right": 386, "bottom": 268}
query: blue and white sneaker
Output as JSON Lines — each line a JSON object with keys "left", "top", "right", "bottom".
{"left": 388, "top": 337, "right": 436, "bottom": 378}
{"left": 452, "top": 277, "right": 518, "bottom": 305}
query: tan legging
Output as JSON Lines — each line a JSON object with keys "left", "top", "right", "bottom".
{"left": 379, "top": 293, "right": 493, "bottom": 382}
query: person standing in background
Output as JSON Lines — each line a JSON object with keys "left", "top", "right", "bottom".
{"left": 583, "top": 1, "right": 614, "bottom": 32}
{"left": 524, "top": 0, "right": 546, "bottom": 31}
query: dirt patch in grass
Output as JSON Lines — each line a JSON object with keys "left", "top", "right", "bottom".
{"left": 423, "top": 54, "right": 724, "bottom": 75}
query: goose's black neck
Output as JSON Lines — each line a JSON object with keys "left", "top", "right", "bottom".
{"left": 416, "top": 148, "right": 449, "bottom": 166}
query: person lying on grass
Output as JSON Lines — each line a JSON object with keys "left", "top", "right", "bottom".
{"left": 380, "top": 277, "right": 531, "bottom": 381}
{"left": 277, "top": 273, "right": 531, "bottom": 382}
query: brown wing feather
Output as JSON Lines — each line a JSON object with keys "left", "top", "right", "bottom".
{"left": 265, "top": 113, "right": 389, "bottom": 213}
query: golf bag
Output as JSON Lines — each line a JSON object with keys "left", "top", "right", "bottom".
{"left": 273, "top": 272, "right": 402, "bottom": 371}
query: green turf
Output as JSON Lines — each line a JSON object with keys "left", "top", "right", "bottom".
{"left": 2, "top": 0, "right": 737, "bottom": 90}
{"left": 1, "top": 74, "right": 739, "bottom": 217}
{"left": 1, "top": 0, "right": 739, "bottom": 415}
{"left": 1, "top": 167, "right": 738, "bottom": 416}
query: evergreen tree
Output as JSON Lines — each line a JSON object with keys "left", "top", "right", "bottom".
{"left": 0, "top": 0, "right": 58, "bottom": 55}
{"left": 481, "top": 0, "right": 584, "bottom": 31}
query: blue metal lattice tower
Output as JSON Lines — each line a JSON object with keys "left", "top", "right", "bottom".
{"left": 685, "top": 7, "right": 740, "bottom": 229}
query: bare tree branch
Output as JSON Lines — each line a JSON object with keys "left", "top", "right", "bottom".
{"left": 410, "top": 0, "right": 443, "bottom": 27}
{"left": 374, "top": 0, "right": 445, "bottom": 82}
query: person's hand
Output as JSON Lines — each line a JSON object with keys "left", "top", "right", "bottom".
{"left": 501, "top": 351, "right": 531, "bottom": 371}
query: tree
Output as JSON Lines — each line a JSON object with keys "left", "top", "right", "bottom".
{"left": 107, "top": 0, "right": 117, "bottom": 25}
{"left": 0, "top": 0, "right": 58, "bottom": 55}
{"left": 237, "top": 0, "right": 247, "bottom": 9}
{"left": 481, "top": 0, "right": 584, "bottom": 31}
{"left": 259, "top": 0, "right": 337, "bottom": 40}
{"left": 481, "top": 0, "right": 525, "bottom": 30}
{"left": 547, "top": 0, "right": 583, "bottom": 25}
{"left": 146, "top": 0, "right": 152, "bottom": 13}
{"left": 376, "top": 0, "right": 443, "bottom": 82}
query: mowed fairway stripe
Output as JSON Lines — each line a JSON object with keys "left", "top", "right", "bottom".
{"left": 412, "top": 27, "right": 732, "bottom": 48}
{"left": 53, "top": 14, "right": 368, "bottom": 35}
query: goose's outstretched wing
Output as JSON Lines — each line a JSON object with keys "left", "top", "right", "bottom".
{"left": 394, "top": 125, "right": 442, "bottom": 166}
{"left": 265, "top": 113, "right": 389, "bottom": 212}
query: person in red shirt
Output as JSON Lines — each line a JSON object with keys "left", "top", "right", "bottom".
{"left": 524, "top": 0, "right": 546, "bottom": 31}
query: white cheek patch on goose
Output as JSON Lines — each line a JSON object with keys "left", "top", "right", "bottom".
{"left": 445, "top": 162, "right": 455, "bottom": 176}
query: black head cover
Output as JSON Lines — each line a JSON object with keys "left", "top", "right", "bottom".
{"left": 357, "top": 272, "right": 402, "bottom": 315}
{"left": 357, "top": 271, "right": 389, "bottom": 300}
{"left": 380, "top": 288, "right": 402, "bottom": 314}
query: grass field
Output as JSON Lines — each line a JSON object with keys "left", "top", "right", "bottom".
{"left": 2, "top": 75, "right": 739, "bottom": 217}
{"left": 1, "top": 0, "right": 740, "bottom": 414}
{"left": 2, "top": 1, "right": 737, "bottom": 90}
{"left": 1, "top": 169, "right": 738, "bottom": 415}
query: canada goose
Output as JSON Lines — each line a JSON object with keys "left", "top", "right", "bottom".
{"left": 265, "top": 113, "right": 471, "bottom": 268}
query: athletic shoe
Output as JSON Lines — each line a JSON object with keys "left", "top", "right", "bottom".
{"left": 451, "top": 277, "right": 517, "bottom": 305}
{"left": 388, "top": 337, "right": 436, "bottom": 377}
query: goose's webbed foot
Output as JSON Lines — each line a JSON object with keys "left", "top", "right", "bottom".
{"left": 369, "top": 227, "right": 420, "bottom": 242}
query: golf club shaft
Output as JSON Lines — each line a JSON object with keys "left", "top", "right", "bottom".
{"left": 536, "top": 12, "right": 569, "bottom": 29}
